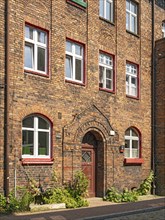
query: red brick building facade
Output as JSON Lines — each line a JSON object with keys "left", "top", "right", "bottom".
{"left": 0, "top": 0, "right": 164, "bottom": 197}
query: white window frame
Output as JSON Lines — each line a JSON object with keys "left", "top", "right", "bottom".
{"left": 125, "top": 128, "right": 139, "bottom": 158}
{"left": 24, "top": 25, "right": 48, "bottom": 74}
{"left": 99, "top": 0, "right": 114, "bottom": 22}
{"left": 126, "top": 62, "right": 138, "bottom": 97}
{"left": 162, "top": 21, "right": 165, "bottom": 38}
{"left": 126, "top": 0, "right": 138, "bottom": 34}
{"left": 99, "top": 53, "right": 114, "bottom": 91}
{"left": 65, "top": 40, "right": 84, "bottom": 83}
{"left": 22, "top": 116, "right": 51, "bottom": 158}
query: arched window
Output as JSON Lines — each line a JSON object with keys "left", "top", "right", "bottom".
{"left": 22, "top": 115, "right": 51, "bottom": 158}
{"left": 124, "top": 128, "right": 140, "bottom": 158}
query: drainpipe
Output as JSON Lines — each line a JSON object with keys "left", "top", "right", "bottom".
{"left": 151, "top": 0, "right": 156, "bottom": 195}
{"left": 4, "top": 0, "right": 10, "bottom": 198}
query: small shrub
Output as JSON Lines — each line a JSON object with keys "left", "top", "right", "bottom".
{"left": 104, "top": 171, "right": 154, "bottom": 203}
{"left": 122, "top": 188, "right": 138, "bottom": 202}
{"left": 104, "top": 187, "right": 122, "bottom": 203}
{"left": 0, "top": 193, "right": 6, "bottom": 213}
{"left": 137, "top": 171, "right": 154, "bottom": 195}
{"left": 67, "top": 171, "right": 89, "bottom": 198}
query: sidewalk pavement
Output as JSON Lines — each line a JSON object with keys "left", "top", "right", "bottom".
{"left": 0, "top": 195, "right": 164, "bottom": 220}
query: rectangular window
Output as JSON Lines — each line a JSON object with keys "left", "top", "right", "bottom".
{"left": 99, "top": 0, "right": 114, "bottom": 23}
{"left": 126, "top": 0, "right": 138, "bottom": 34}
{"left": 126, "top": 62, "right": 139, "bottom": 98}
{"left": 24, "top": 25, "right": 48, "bottom": 75}
{"left": 99, "top": 52, "right": 114, "bottom": 91}
{"left": 65, "top": 40, "right": 84, "bottom": 83}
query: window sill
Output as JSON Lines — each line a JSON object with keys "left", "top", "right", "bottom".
{"left": 126, "top": 94, "right": 139, "bottom": 100}
{"left": 21, "top": 158, "right": 54, "bottom": 165}
{"left": 99, "top": 17, "right": 115, "bottom": 26}
{"left": 24, "top": 69, "right": 49, "bottom": 78}
{"left": 66, "top": 0, "right": 87, "bottom": 9}
{"left": 126, "top": 30, "right": 140, "bottom": 38}
{"left": 99, "top": 87, "right": 115, "bottom": 94}
{"left": 124, "top": 158, "right": 144, "bottom": 165}
{"left": 65, "top": 79, "right": 85, "bottom": 86}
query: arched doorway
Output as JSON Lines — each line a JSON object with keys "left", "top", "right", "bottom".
{"left": 82, "top": 131, "right": 104, "bottom": 197}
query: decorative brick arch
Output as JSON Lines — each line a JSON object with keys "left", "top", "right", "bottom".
{"left": 64, "top": 104, "right": 115, "bottom": 145}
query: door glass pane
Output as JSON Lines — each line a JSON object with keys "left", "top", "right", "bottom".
{"left": 22, "top": 130, "right": 34, "bottom": 155}
{"left": 75, "top": 59, "right": 82, "bottom": 81}
{"left": 37, "top": 47, "right": 45, "bottom": 71}
{"left": 23, "top": 116, "right": 34, "bottom": 128}
{"left": 38, "top": 132, "right": 49, "bottom": 155}
{"left": 82, "top": 151, "right": 91, "bottom": 162}
{"left": 65, "top": 55, "right": 72, "bottom": 78}
{"left": 25, "top": 44, "right": 33, "bottom": 68}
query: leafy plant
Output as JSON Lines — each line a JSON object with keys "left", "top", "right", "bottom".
{"left": 67, "top": 171, "right": 89, "bottom": 198}
{"left": 104, "top": 171, "right": 154, "bottom": 203}
{"left": 137, "top": 171, "right": 154, "bottom": 195}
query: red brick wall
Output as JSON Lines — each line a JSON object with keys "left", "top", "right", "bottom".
{"left": 0, "top": 0, "right": 164, "bottom": 196}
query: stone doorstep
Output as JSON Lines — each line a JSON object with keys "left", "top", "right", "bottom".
{"left": 29, "top": 203, "right": 66, "bottom": 212}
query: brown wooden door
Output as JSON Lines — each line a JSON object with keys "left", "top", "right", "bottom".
{"left": 82, "top": 145, "right": 95, "bottom": 197}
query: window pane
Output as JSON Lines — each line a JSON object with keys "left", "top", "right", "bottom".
{"left": 25, "top": 26, "right": 33, "bottom": 39}
{"left": 75, "top": 59, "right": 82, "bottom": 81}
{"left": 66, "top": 41, "right": 72, "bottom": 52}
{"left": 106, "top": 79, "right": 112, "bottom": 89}
{"left": 99, "top": 66, "right": 104, "bottom": 84}
{"left": 38, "top": 132, "right": 49, "bottom": 155}
{"left": 125, "top": 140, "right": 130, "bottom": 158}
{"left": 131, "top": 2, "right": 137, "bottom": 14}
{"left": 131, "top": 77, "right": 136, "bottom": 85}
{"left": 131, "top": 15, "right": 136, "bottom": 33}
{"left": 65, "top": 55, "right": 72, "bottom": 78}
{"left": 126, "top": 12, "right": 130, "bottom": 30}
{"left": 23, "top": 116, "right": 34, "bottom": 128}
{"left": 132, "top": 130, "right": 138, "bottom": 136}
{"left": 75, "top": 45, "right": 81, "bottom": 55}
{"left": 106, "top": 2, "right": 110, "bottom": 20}
{"left": 132, "top": 140, "right": 139, "bottom": 158}
{"left": 37, "top": 47, "right": 45, "bottom": 71}
{"left": 38, "top": 117, "right": 49, "bottom": 129}
{"left": 22, "top": 130, "right": 34, "bottom": 155}
{"left": 25, "top": 44, "right": 33, "bottom": 68}
{"left": 99, "top": 0, "right": 104, "bottom": 17}
{"left": 125, "top": 129, "right": 130, "bottom": 136}
{"left": 126, "top": 0, "right": 130, "bottom": 10}
{"left": 106, "top": 69, "right": 112, "bottom": 79}
{"left": 38, "top": 31, "right": 46, "bottom": 44}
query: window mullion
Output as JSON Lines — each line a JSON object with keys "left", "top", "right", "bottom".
{"left": 34, "top": 117, "right": 38, "bottom": 157}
